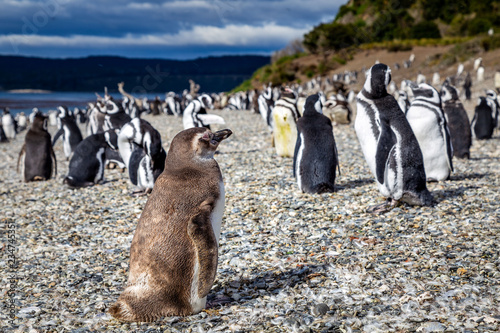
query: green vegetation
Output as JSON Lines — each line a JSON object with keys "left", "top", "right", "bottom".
{"left": 232, "top": 0, "right": 500, "bottom": 90}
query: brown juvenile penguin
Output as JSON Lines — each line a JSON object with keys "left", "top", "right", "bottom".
{"left": 110, "top": 127, "right": 232, "bottom": 322}
{"left": 17, "top": 113, "right": 57, "bottom": 182}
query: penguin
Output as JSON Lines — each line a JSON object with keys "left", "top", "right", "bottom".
{"left": 257, "top": 85, "right": 275, "bottom": 131}
{"left": 64, "top": 130, "right": 120, "bottom": 188}
{"left": 272, "top": 87, "right": 300, "bottom": 157}
{"left": 17, "top": 113, "right": 57, "bottom": 182}
{"left": 485, "top": 89, "right": 499, "bottom": 129}
{"left": 127, "top": 143, "right": 167, "bottom": 194}
{"left": 471, "top": 97, "right": 496, "bottom": 139}
{"left": 406, "top": 82, "right": 453, "bottom": 181}
{"left": 52, "top": 106, "right": 83, "bottom": 160}
{"left": 29, "top": 108, "right": 41, "bottom": 125}
{"left": 182, "top": 94, "right": 224, "bottom": 130}
{"left": 441, "top": 83, "right": 472, "bottom": 159}
{"left": 355, "top": 64, "right": 434, "bottom": 212}
{"left": 103, "top": 98, "right": 132, "bottom": 131}
{"left": 2, "top": 108, "right": 17, "bottom": 140}
{"left": 463, "top": 72, "right": 472, "bottom": 101}
{"left": 323, "top": 93, "right": 351, "bottom": 124}
{"left": 165, "top": 92, "right": 183, "bottom": 116}
{"left": 293, "top": 94, "right": 339, "bottom": 194}
{"left": 16, "top": 112, "right": 28, "bottom": 132}
{"left": 109, "top": 127, "right": 232, "bottom": 322}
{"left": 0, "top": 124, "right": 9, "bottom": 143}
{"left": 87, "top": 102, "right": 107, "bottom": 136}
{"left": 477, "top": 66, "right": 485, "bottom": 82}
{"left": 396, "top": 90, "right": 410, "bottom": 115}
{"left": 432, "top": 72, "right": 441, "bottom": 87}
{"left": 117, "top": 118, "right": 164, "bottom": 171}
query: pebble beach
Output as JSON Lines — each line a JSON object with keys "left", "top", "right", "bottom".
{"left": 1, "top": 108, "right": 499, "bottom": 332}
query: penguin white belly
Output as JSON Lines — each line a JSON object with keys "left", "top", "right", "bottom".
{"left": 210, "top": 181, "right": 225, "bottom": 245}
{"left": 137, "top": 155, "right": 154, "bottom": 191}
{"left": 295, "top": 134, "right": 305, "bottom": 191}
{"left": 407, "top": 109, "right": 449, "bottom": 180}
{"left": 183, "top": 104, "right": 195, "bottom": 129}
{"left": 189, "top": 260, "right": 207, "bottom": 313}
{"left": 63, "top": 127, "right": 72, "bottom": 157}
{"left": 354, "top": 104, "right": 378, "bottom": 176}
{"left": 94, "top": 148, "right": 106, "bottom": 184}
{"left": 272, "top": 108, "right": 297, "bottom": 157}
{"left": 117, "top": 124, "right": 136, "bottom": 169}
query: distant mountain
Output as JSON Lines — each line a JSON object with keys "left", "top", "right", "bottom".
{"left": 0, "top": 55, "right": 270, "bottom": 93}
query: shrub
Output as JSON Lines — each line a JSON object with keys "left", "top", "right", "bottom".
{"left": 410, "top": 21, "right": 442, "bottom": 39}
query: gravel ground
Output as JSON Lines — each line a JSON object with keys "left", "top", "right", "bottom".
{"left": 1, "top": 108, "right": 499, "bottom": 333}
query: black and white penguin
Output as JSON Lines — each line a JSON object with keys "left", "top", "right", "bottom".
{"left": 355, "top": 64, "right": 434, "bottom": 212}
{"left": 17, "top": 113, "right": 57, "bottom": 182}
{"left": 396, "top": 90, "right": 410, "bottom": 115}
{"left": 406, "top": 82, "right": 453, "bottom": 181}
{"left": 0, "top": 124, "right": 9, "bottom": 143}
{"left": 128, "top": 143, "right": 167, "bottom": 194}
{"left": 272, "top": 87, "right": 300, "bottom": 157}
{"left": 110, "top": 127, "right": 232, "bottom": 322}
{"left": 16, "top": 112, "right": 28, "bottom": 132}
{"left": 182, "top": 94, "right": 224, "bottom": 130}
{"left": 117, "top": 117, "right": 164, "bottom": 171}
{"left": 441, "top": 83, "right": 472, "bottom": 159}
{"left": 64, "top": 130, "right": 121, "bottom": 188}
{"left": 86, "top": 102, "right": 107, "bottom": 136}
{"left": 293, "top": 94, "right": 339, "bottom": 194}
{"left": 52, "top": 106, "right": 83, "bottom": 160}
{"left": 164, "top": 92, "right": 183, "bottom": 116}
{"left": 103, "top": 98, "right": 132, "bottom": 131}
{"left": 257, "top": 85, "right": 275, "bottom": 131}
{"left": 485, "top": 89, "right": 499, "bottom": 129}
{"left": 471, "top": 97, "right": 496, "bottom": 139}
{"left": 2, "top": 108, "right": 17, "bottom": 140}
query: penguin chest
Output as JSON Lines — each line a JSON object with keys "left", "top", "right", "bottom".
{"left": 210, "top": 181, "right": 225, "bottom": 245}
{"left": 272, "top": 108, "right": 297, "bottom": 157}
{"left": 63, "top": 127, "right": 72, "bottom": 157}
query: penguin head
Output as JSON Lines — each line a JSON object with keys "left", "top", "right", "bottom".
{"left": 32, "top": 113, "right": 48, "bottom": 131}
{"left": 105, "top": 98, "right": 122, "bottom": 115}
{"left": 440, "top": 83, "right": 459, "bottom": 103}
{"left": 199, "top": 94, "right": 213, "bottom": 109}
{"left": 303, "top": 94, "right": 323, "bottom": 115}
{"left": 485, "top": 89, "right": 498, "bottom": 101}
{"left": 57, "top": 106, "right": 72, "bottom": 119}
{"left": 167, "top": 127, "right": 232, "bottom": 165}
{"left": 410, "top": 83, "right": 441, "bottom": 105}
{"left": 364, "top": 64, "right": 391, "bottom": 98}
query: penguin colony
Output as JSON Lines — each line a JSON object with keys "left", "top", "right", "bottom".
{"left": 4, "top": 54, "right": 500, "bottom": 322}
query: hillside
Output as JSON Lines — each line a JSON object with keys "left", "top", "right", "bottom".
{"left": 236, "top": 0, "right": 500, "bottom": 90}
{"left": 0, "top": 55, "right": 270, "bottom": 93}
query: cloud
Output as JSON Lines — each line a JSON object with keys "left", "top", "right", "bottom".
{"left": 0, "top": 23, "right": 308, "bottom": 49}
{"left": 0, "top": 0, "right": 342, "bottom": 58}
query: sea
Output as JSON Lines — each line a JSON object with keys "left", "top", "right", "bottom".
{"left": 0, "top": 91, "right": 166, "bottom": 117}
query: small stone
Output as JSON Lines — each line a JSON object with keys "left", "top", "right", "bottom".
{"left": 311, "top": 303, "right": 330, "bottom": 317}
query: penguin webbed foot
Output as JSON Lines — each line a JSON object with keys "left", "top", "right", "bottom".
{"left": 367, "top": 198, "right": 399, "bottom": 214}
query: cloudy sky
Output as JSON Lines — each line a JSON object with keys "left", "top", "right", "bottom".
{"left": 0, "top": 0, "right": 341, "bottom": 60}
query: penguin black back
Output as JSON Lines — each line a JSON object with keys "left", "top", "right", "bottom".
{"left": 18, "top": 114, "right": 57, "bottom": 182}
{"left": 293, "top": 94, "right": 339, "bottom": 194}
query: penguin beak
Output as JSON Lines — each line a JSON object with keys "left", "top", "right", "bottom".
{"left": 212, "top": 129, "right": 232, "bottom": 143}
{"left": 405, "top": 80, "right": 418, "bottom": 89}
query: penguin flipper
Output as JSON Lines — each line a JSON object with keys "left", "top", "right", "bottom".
{"left": 52, "top": 128, "right": 64, "bottom": 146}
{"left": 188, "top": 200, "right": 218, "bottom": 299}
{"left": 375, "top": 125, "right": 396, "bottom": 185}
{"left": 51, "top": 146, "right": 57, "bottom": 176}
{"left": 197, "top": 114, "right": 225, "bottom": 125}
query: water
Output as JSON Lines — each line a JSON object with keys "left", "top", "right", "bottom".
{"left": 0, "top": 91, "right": 166, "bottom": 116}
